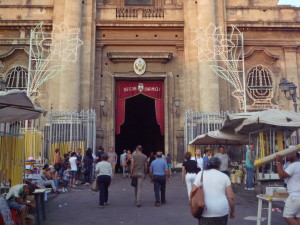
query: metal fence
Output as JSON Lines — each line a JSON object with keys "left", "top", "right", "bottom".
{"left": 184, "top": 110, "right": 232, "bottom": 151}
{"left": 43, "top": 110, "right": 97, "bottom": 163}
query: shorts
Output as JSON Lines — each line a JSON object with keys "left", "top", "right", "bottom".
{"left": 167, "top": 164, "right": 172, "bottom": 171}
{"left": 283, "top": 195, "right": 300, "bottom": 218}
{"left": 70, "top": 171, "right": 77, "bottom": 179}
{"left": 7, "top": 200, "right": 26, "bottom": 211}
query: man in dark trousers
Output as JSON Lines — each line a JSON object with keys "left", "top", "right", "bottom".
{"left": 131, "top": 145, "right": 147, "bottom": 207}
{"left": 149, "top": 151, "right": 170, "bottom": 207}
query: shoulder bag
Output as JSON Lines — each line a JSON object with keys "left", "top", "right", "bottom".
{"left": 91, "top": 179, "right": 99, "bottom": 192}
{"left": 190, "top": 171, "right": 205, "bottom": 218}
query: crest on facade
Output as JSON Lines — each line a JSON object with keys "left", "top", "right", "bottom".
{"left": 134, "top": 58, "right": 146, "bottom": 75}
{"left": 138, "top": 83, "right": 144, "bottom": 92}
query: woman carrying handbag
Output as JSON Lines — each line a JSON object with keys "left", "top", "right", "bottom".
{"left": 95, "top": 154, "right": 112, "bottom": 208}
{"left": 191, "top": 157, "right": 235, "bottom": 225}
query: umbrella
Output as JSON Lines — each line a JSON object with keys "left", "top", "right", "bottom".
{"left": 0, "top": 90, "right": 45, "bottom": 123}
{"left": 189, "top": 130, "right": 248, "bottom": 145}
{"left": 235, "top": 109, "right": 300, "bottom": 134}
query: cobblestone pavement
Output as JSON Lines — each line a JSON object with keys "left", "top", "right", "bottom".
{"left": 43, "top": 174, "right": 285, "bottom": 225}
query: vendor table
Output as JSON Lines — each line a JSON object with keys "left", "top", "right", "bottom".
{"left": 33, "top": 188, "right": 51, "bottom": 225}
{"left": 256, "top": 194, "right": 286, "bottom": 225}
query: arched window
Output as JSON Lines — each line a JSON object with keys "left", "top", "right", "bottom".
{"left": 125, "top": 0, "right": 154, "bottom": 6}
{"left": 5, "top": 66, "right": 28, "bottom": 90}
{"left": 247, "top": 65, "right": 274, "bottom": 107}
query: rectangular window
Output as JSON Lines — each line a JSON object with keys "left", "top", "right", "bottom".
{"left": 125, "top": 0, "right": 154, "bottom": 6}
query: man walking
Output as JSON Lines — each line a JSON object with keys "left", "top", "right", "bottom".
{"left": 276, "top": 151, "right": 300, "bottom": 225}
{"left": 191, "top": 149, "right": 204, "bottom": 172}
{"left": 149, "top": 151, "right": 170, "bottom": 207}
{"left": 245, "top": 144, "right": 255, "bottom": 190}
{"left": 215, "top": 146, "right": 231, "bottom": 176}
{"left": 131, "top": 145, "right": 147, "bottom": 207}
{"left": 120, "top": 150, "right": 127, "bottom": 178}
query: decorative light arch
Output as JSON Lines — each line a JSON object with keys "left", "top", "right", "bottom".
{"left": 5, "top": 66, "right": 28, "bottom": 90}
{"left": 247, "top": 65, "right": 274, "bottom": 108}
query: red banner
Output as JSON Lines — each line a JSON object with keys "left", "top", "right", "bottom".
{"left": 116, "top": 81, "right": 164, "bottom": 135}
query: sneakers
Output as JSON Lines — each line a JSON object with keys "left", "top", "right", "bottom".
{"left": 104, "top": 202, "right": 110, "bottom": 205}
{"left": 155, "top": 202, "right": 160, "bottom": 207}
{"left": 65, "top": 188, "right": 68, "bottom": 192}
{"left": 62, "top": 188, "right": 66, "bottom": 193}
{"left": 248, "top": 187, "right": 255, "bottom": 191}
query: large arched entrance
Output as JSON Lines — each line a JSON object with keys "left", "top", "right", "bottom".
{"left": 115, "top": 81, "right": 165, "bottom": 160}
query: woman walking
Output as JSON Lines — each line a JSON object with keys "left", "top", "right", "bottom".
{"left": 107, "top": 147, "right": 118, "bottom": 177}
{"left": 83, "top": 148, "right": 94, "bottom": 185}
{"left": 182, "top": 151, "right": 198, "bottom": 200}
{"left": 95, "top": 154, "right": 112, "bottom": 208}
{"left": 192, "top": 157, "right": 235, "bottom": 225}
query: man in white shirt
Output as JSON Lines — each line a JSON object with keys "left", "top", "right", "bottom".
{"left": 276, "top": 152, "right": 300, "bottom": 225}
{"left": 191, "top": 149, "right": 204, "bottom": 172}
{"left": 69, "top": 152, "right": 78, "bottom": 187}
{"left": 215, "top": 146, "right": 231, "bottom": 176}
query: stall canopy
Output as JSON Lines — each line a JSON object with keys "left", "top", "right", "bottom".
{"left": 0, "top": 90, "right": 44, "bottom": 123}
{"left": 235, "top": 109, "right": 300, "bottom": 134}
{"left": 189, "top": 130, "right": 248, "bottom": 145}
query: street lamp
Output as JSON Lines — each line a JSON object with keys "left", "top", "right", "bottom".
{"left": 0, "top": 76, "right": 6, "bottom": 91}
{"left": 279, "top": 78, "right": 298, "bottom": 112}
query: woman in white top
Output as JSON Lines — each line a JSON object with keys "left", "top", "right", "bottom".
{"left": 192, "top": 157, "right": 235, "bottom": 225}
{"left": 95, "top": 154, "right": 112, "bottom": 208}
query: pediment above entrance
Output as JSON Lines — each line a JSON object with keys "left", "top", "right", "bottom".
{"left": 107, "top": 52, "right": 173, "bottom": 63}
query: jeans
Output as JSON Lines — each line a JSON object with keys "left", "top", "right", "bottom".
{"left": 185, "top": 173, "right": 197, "bottom": 199}
{"left": 134, "top": 173, "right": 145, "bottom": 205}
{"left": 97, "top": 175, "right": 111, "bottom": 206}
{"left": 63, "top": 180, "right": 69, "bottom": 188}
{"left": 84, "top": 171, "right": 92, "bottom": 183}
{"left": 153, "top": 175, "right": 166, "bottom": 203}
{"left": 246, "top": 166, "right": 255, "bottom": 188}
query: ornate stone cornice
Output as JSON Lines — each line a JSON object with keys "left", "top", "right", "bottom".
{"left": 283, "top": 46, "right": 298, "bottom": 52}
{"left": 244, "top": 48, "right": 279, "bottom": 61}
{"left": 0, "top": 47, "right": 29, "bottom": 59}
{"left": 107, "top": 52, "right": 173, "bottom": 63}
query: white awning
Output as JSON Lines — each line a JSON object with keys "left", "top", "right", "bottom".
{"left": 189, "top": 130, "right": 248, "bottom": 145}
{"left": 0, "top": 90, "right": 45, "bottom": 123}
{"left": 235, "top": 109, "right": 300, "bottom": 134}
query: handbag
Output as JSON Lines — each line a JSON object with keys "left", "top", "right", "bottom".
{"left": 123, "top": 161, "right": 127, "bottom": 167}
{"left": 131, "top": 177, "right": 137, "bottom": 187}
{"left": 190, "top": 171, "right": 205, "bottom": 218}
{"left": 91, "top": 179, "right": 99, "bottom": 192}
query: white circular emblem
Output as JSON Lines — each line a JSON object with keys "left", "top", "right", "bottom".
{"left": 134, "top": 58, "right": 146, "bottom": 75}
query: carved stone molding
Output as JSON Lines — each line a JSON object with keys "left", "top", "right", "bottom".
{"left": 107, "top": 52, "right": 173, "bottom": 63}
{"left": 0, "top": 60, "right": 6, "bottom": 73}
{"left": 283, "top": 46, "right": 298, "bottom": 52}
{"left": 116, "top": 7, "right": 138, "bottom": 18}
{"left": 115, "top": 7, "right": 164, "bottom": 19}
{"left": 0, "top": 47, "right": 30, "bottom": 59}
{"left": 244, "top": 48, "right": 279, "bottom": 61}
{"left": 142, "top": 8, "right": 164, "bottom": 18}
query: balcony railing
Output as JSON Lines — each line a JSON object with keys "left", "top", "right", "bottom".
{"left": 116, "top": 7, "right": 164, "bottom": 19}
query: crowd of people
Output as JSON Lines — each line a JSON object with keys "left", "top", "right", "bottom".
{"left": 3, "top": 144, "right": 300, "bottom": 225}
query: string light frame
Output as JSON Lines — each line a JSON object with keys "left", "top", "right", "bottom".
{"left": 247, "top": 65, "right": 275, "bottom": 108}
{"left": 193, "top": 24, "right": 246, "bottom": 112}
{"left": 27, "top": 23, "right": 83, "bottom": 101}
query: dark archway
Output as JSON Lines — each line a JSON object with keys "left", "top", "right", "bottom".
{"left": 115, "top": 94, "right": 164, "bottom": 159}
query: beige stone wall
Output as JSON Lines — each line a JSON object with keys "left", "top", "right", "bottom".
{"left": 0, "top": 0, "right": 300, "bottom": 162}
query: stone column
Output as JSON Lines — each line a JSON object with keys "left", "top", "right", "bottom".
{"left": 197, "top": 0, "right": 220, "bottom": 112}
{"left": 284, "top": 46, "right": 299, "bottom": 111}
{"left": 183, "top": 0, "right": 200, "bottom": 111}
{"left": 59, "top": 0, "right": 82, "bottom": 111}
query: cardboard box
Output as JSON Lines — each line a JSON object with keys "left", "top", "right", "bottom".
{"left": 273, "top": 189, "right": 289, "bottom": 199}
{"left": 265, "top": 187, "right": 286, "bottom": 197}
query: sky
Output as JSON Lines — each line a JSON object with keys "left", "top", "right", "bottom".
{"left": 277, "top": 0, "right": 300, "bottom": 7}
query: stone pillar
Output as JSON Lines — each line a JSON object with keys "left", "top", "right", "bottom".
{"left": 59, "top": 0, "right": 82, "bottom": 111}
{"left": 284, "top": 46, "right": 299, "bottom": 111}
{"left": 183, "top": 0, "right": 200, "bottom": 111}
{"left": 197, "top": 0, "right": 220, "bottom": 112}
{"left": 47, "top": 0, "right": 65, "bottom": 110}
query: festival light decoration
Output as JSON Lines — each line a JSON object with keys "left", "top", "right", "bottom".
{"left": 27, "top": 23, "right": 83, "bottom": 101}
{"left": 193, "top": 24, "right": 246, "bottom": 112}
{"left": 247, "top": 65, "right": 275, "bottom": 108}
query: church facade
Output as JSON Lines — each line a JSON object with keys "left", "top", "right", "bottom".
{"left": 0, "top": 0, "right": 300, "bottom": 161}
